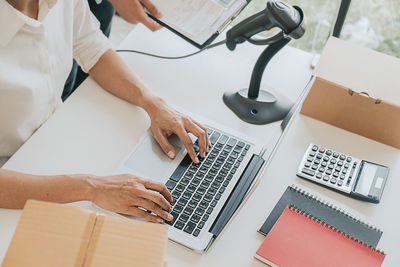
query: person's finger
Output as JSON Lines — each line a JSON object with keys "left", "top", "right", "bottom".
{"left": 141, "top": 16, "right": 162, "bottom": 31}
{"left": 153, "top": 129, "right": 176, "bottom": 159}
{"left": 143, "top": 179, "right": 173, "bottom": 203}
{"left": 136, "top": 9, "right": 162, "bottom": 31}
{"left": 137, "top": 199, "right": 173, "bottom": 221}
{"left": 135, "top": 186, "right": 171, "bottom": 212}
{"left": 124, "top": 206, "right": 164, "bottom": 223}
{"left": 140, "top": 0, "right": 162, "bottom": 18}
{"left": 175, "top": 124, "right": 199, "bottom": 163}
{"left": 193, "top": 120, "right": 211, "bottom": 150}
{"left": 185, "top": 120, "right": 207, "bottom": 158}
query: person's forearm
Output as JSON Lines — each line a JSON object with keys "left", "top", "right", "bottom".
{"left": 0, "top": 169, "right": 95, "bottom": 209}
{"left": 89, "top": 49, "right": 161, "bottom": 114}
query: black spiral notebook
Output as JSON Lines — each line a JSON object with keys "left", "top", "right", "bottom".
{"left": 258, "top": 185, "right": 383, "bottom": 247}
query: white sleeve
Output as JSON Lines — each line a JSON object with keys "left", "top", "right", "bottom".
{"left": 72, "top": 0, "right": 112, "bottom": 73}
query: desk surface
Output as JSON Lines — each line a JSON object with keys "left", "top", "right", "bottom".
{"left": 1, "top": 25, "right": 400, "bottom": 266}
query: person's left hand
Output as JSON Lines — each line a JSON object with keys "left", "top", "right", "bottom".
{"left": 146, "top": 98, "right": 210, "bottom": 164}
{"left": 109, "top": 0, "right": 163, "bottom": 31}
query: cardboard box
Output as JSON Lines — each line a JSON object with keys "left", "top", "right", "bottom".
{"left": 301, "top": 37, "right": 400, "bottom": 149}
{"left": 2, "top": 200, "right": 168, "bottom": 267}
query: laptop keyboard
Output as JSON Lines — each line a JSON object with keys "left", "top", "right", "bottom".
{"left": 165, "top": 128, "right": 251, "bottom": 237}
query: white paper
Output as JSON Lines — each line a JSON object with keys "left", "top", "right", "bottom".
{"left": 151, "top": 0, "right": 246, "bottom": 44}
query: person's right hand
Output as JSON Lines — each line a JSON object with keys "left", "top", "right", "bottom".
{"left": 90, "top": 174, "right": 173, "bottom": 223}
{"left": 109, "top": 0, "right": 163, "bottom": 31}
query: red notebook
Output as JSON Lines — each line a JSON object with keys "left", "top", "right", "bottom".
{"left": 255, "top": 206, "right": 386, "bottom": 267}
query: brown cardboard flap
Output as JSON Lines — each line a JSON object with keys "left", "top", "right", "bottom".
{"left": 85, "top": 214, "right": 168, "bottom": 267}
{"left": 301, "top": 77, "right": 400, "bottom": 149}
{"left": 2, "top": 200, "right": 95, "bottom": 267}
{"left": 2, "top": 201, "right": 169, "bottom": 267}
{"left": 316, "top": 37, "right": 400, "bottom": 106}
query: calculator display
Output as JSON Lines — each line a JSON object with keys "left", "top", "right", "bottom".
{"left": 354, "top": 162, "right": 377, "bottom": 196}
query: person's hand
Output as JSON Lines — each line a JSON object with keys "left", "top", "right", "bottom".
{"left": 90, "top": 174, "right": 173, "bottom": 223}
{"left": 146, "top": 98, "right": 211, "bottom": 164}
{"left": 109, "top": 0, "right": 163, "bottom": 31}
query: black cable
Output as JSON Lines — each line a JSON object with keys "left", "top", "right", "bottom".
{"left": 116, "top": 40, "right": 227, "bottom": 59}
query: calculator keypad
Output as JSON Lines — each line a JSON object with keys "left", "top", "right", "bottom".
{"left": 297, "top": 144, "right": 360, "bottom": 194}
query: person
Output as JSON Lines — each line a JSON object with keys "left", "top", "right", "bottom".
{"left": 0, "top": 0, "right": 209, "bottom": 223}
{"left": 63, "top": 0, "right": 162, "bottom": 101}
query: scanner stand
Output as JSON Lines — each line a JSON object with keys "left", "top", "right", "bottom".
{"left": 223, "top": 37, "right": 293, "bottom": 125}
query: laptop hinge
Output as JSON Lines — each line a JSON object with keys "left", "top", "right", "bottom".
{"left": 209, "top": 154, "right": 265, "bottom": 237}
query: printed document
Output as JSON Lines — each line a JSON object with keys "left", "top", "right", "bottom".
{"left": 151, "top": 0, "right": 247, "bottom": 45}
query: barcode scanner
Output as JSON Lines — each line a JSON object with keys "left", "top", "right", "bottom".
{"left": 223, "top": 1, "right": 306, "bottom": 125}
{"left": 226, "top": 0, "right": 305, "bottom": 51}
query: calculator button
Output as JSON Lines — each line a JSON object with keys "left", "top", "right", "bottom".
{"left": 338, "top": 180, "right": 343, "bottom": 186}
{"left": 326, "top": 169, "right": 332, "bottom": 175}
{"left": 333, "top": 152, "right": 339, "bottom": 158}
{"left": 340, "top": 174, "right": 345, "bottom": 180}
{"left": 344, "top": 163, "right": 350, "bottom": 169}
{"left": 312, "top": 145, "right": 318, "bottom": 151}
{"left": 328, "top": 164, "right": 334, "bottom": 169}
{"left": 302, "top": 168, "right": 315, "bottom": 176}
{"left": 330, "top": 178, "right": 337, "bottom": 184}
{"left": 321, "top": 161, "right": 327, "bottom": 167}
{"left": 335, "top": 166, "right": 341, "bottom": 172}
{"left": 312, "top": 164, "right": 318, "bottom": 170}
{"left": 326, "top": 150, "right": 332, "bottom": 156}
{"left": 314, "top": 159, "right": 321, "bottom": 164}
{"left": 337, "top": 161, "right": 343, "bottom": 166}
{"left": 309, "top": 152, "right": 316, "bottom": 157}
{"left": 316, "top": 173, "right": 322, "bottom": 179}
{"left": 323, "top": 156, "right": 329, "bottom": 162}
{"left": 316, "top": 154, "right": 323, "bottom": 159}
{"left": 333, "top": 171, "right": 339, "bottom": 178}
{"left": 330, "top": 158, "right": 337, "bottom": 164}
{"left": 340, "top": 154, "right": 346, "bottom": 160}
{"left": 323, "top": 175, "right": 330, "bottom": 181}
{"left": 305, "top": 162, "right": 311, "bottom": 168}
{"left": 319, "top": 148, "right": 325, "bottom": 153}
{"left": 319, "top": 167, "right": 325, "bottom": 173}
{"left": 346, "top": 157, "right": 352, "bottom": 162}
{"left": 307, "top": 156, "right": 313, "bottom": 162}
{"left": 342, "top": 169, "right": 347, "bottom": 174}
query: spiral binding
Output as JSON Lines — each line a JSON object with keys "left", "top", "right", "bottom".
{"left": 289, "top": 184, "right": 383, "bottom": 234}
{"left": 287, "top": 205, "right": 386, "bottom": 256}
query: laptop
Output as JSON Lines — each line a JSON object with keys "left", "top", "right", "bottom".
{"left": 113, "top": 116, "right": 266, "bottom": 252}
{"left": 98, "top": 73, "right": 312, "bottom": 252}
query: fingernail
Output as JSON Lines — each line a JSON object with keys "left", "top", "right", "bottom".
{"left": 157, "top": 218, "right": 163, "bottom": 223}
{"left": 195, "top": 157, "right": 200, "bottom": 164}
{"left": 168, "top": 151, "right": 175, "bottom": 158}
{"left": 167, "top": 214, "right": 173, "bottom": 221}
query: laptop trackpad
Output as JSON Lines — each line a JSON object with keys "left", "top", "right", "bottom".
{"left": 124, "top": 134, "right": 183, "bottom": 182}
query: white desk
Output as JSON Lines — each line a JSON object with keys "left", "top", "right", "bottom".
{"left": 1, "top": 25, "right": 399, "bottom": 266}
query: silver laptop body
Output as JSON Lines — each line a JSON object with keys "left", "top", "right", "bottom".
{"left": 113, "top": 117, "right": 264, "bottom": 252}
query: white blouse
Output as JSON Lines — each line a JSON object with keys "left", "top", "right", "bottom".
{"left": 0, "top": 0, "right": 112, "bottom": 158}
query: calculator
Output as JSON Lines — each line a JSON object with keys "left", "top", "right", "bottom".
{"left": 297, "top": 144, "right": 389, "bottom": 203}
